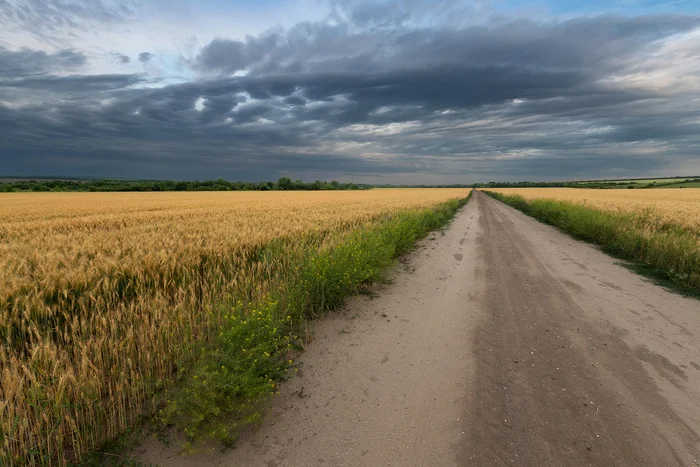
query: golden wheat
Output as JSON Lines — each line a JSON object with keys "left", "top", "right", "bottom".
{"left": 486, "top": 188, "right": 700, "bottom": 233}
{"left": 0, "top": 189, "right": 467, "bottom": 466}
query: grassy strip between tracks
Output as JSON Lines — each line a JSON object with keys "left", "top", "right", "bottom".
{"left": 67, "top": 193, "right": 471, "bottom": 466}
{"left": 482, "top": 191, "right": 700, "bottom": 297}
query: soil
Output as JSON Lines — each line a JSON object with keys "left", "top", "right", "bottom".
{"left": 136, "top": 190, "right": 700, "bottom": 466}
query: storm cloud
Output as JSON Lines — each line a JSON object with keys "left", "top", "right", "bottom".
{"left": 1, "top": 0, "right": 699, "bottom": 182}
{"left": 0, "top": 47, "right": 87, "bottom": 78}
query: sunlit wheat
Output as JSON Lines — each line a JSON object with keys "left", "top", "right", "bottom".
{"left": 0, "top": 189, "right": 466, "bottom": 466}
{"left": 487, "top": 188, "right": 700, "bottom": 234}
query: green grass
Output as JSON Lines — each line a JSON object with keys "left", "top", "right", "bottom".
{"left": 85, "top": 192, "right": 472, "bottom": 460}
{"left": 572, "top": 178, "right": 700, "bottom": 189}
{"left": 483, "top": 191, "right": 700, "bottom": 296}
{"left": 603, "top": 178, "right": 692, "bottom": 184}
{"left": 577, "top": 178, "right": 693, "bottom": 185}
{"left": 652, "top": 182, "right": 700, "bottom": 189}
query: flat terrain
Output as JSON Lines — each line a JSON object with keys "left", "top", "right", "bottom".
{"left": 487, "top": 187, "right": 700, "bottom": 234}
{"left": 1, "top": 189, "right": 469, "bottom": 464}
{"left": 137, "top": 191, "right": 700, "bottom": 466}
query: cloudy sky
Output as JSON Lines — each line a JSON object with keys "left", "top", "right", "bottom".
{"left": 1, "top": 0, "right": 699, "bottom": 183}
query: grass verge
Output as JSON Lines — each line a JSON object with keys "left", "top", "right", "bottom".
{"left": 482, "top": 191, "right": 700, "bottom": 297}
{"left": 76, "top": 193, "right": 471, "bottom": 464}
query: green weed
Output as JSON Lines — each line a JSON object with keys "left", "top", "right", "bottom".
{"left": 157, "top": 193, "right": 471, "bottom": 448}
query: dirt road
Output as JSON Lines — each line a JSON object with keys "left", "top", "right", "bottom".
{"left": 138, "top": 190, "right": 700, "bottom": 466}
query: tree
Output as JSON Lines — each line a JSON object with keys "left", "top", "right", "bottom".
{"left": 277, "top": 177, "right": 293, "bottom": 190}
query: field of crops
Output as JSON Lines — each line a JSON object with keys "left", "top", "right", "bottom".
{"left": 0, "top": 189, "right": 468, "bottom": 465}
{"left": 483, "top": 188, "right": 700, "bottom": 293}
{"left": 487, "top": 188, "right": 700, "bottom": 234}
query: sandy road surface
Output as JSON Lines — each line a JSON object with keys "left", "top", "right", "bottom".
{"left": 138, "top": 191, "right": 700, "bottom": 466}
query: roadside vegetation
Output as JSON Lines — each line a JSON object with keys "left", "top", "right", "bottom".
{"left": 483, "top": 190, "right": 700, "bottom": 294}
{"left": 0, "top": 189, "right": 469, "bottom": 466}
{"left": 484, "top": 188, "right": 700, "bottom": 235}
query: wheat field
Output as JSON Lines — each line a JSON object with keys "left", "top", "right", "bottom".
{"left": 486, "top": 188, "right": 700, "bottom": 234}
{"left": 0, "top": 189, "right": 468, "bottom": 466}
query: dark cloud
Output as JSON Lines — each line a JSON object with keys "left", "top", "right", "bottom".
{"left": 138, "top": 52, "right": 154, "bottom": 63}
{"left": 4, "top": 73, "right": 145, "bottom": 92}
{"left": 1, "top": 7, "right": 700, "bottom": 182}
{"left": 284, "top": 95, "right": 307, "bottom": 106}
{"left": 113, "top": 53, "right": 130, "bottom": 64}
{"left": 0, "top": 47, "right": 86, "bottom": 78}
{"left": 195, "top": 14, "right": 700, "bottom": 78}
{"left": 195, "top": 34, "right": 281, "bottom": 74}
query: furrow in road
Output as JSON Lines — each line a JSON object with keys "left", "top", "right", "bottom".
{"left": 137, "top": 191, "right": 700, "bottom": 466}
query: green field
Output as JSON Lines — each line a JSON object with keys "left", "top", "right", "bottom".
{"left": 590, "top": 178, "right": 693, "bottom": 184}
{"left": 575, "top": 178, "right": 699, "bottom": 188}
{"left": 654, "top": 181, "right": 700, "bottom": 188}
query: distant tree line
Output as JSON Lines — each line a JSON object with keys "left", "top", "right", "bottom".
{"left": 3, "top": 177, "right": 697, "bottom": 193}
{"left": 473, "top": 178, "right": 700, "bottom": 189}
{"left": 0, "top": 177, "right": 369, "bottom": 192}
